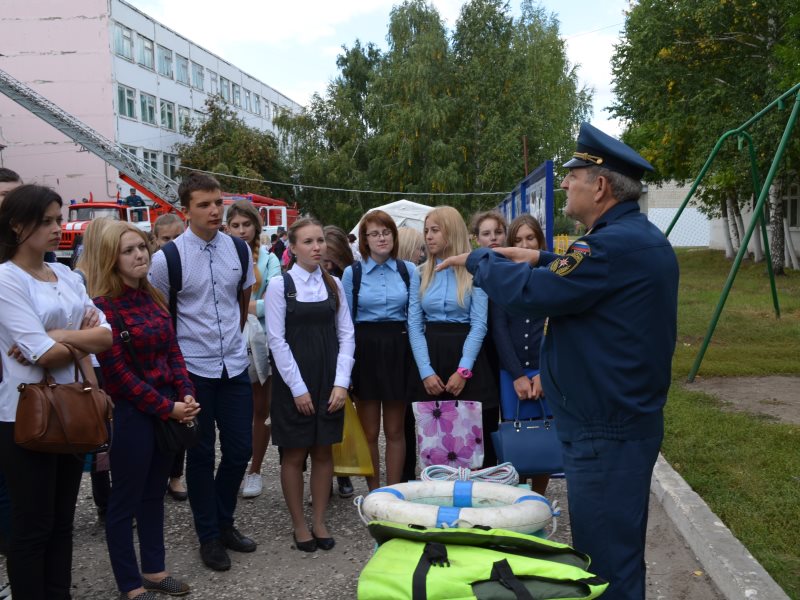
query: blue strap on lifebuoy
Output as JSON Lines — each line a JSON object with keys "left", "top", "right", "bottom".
{"left": 373, "top": 487, "right": 405, "bottom": 500}
{"left": 436, "top": 506, "right": 462, "bottom": 527}
{"left": 452, "top": 480, "right": 473, "bottom": 508}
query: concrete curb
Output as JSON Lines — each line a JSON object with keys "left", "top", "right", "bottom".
{"left": 651, "top": 454, "right": 789, "bottom": 600}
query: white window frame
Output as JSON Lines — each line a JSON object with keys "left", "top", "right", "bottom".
{"left": 162, "top": 153, "right": 178, "bottom": 179}
{"left": 220, "top": 77, "right": 230, "bottom": 102}
{"left": 157, "top": 45, "right": 173, "bottom": 78}
{"left": 178, "top": 105, "right": 191, "bottom": 131}
{"left": 140, "top": 92, "right": 157, "bottom": 125}
{"left": 137, "top": 35, "right": 154, "bottom": 70}
{"left": 113, "top": 23, "right": 134, "bottom": 60}
{"left": 209, "top": 71, "right": 218, "bottom": 95}
{"left": 160, "top": 100, "right": 175, "bottom": 130}
{"left": 117, "top": 84, "right": 136, "bottom": 118}
{"left": 176, "top": 54, "right": 190, "bottom": 85}
{"left": 232, "top": 83, "right": 241, "bottom": 107}
{"left": 191, "top": 62, "right": 204, "bottom": 91}
{"left": 254, "top": 94, "right": 261, "bottom": 115}
{"left": 142, "top": 150, "right": 159, "bottom": 171}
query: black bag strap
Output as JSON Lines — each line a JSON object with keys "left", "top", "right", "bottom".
{"left": 161, "top": 241, "right": 181, "bottom": 331}
{"left": 108, "top": 305, "right": 146, "bottom": 378}
{"left": 282, "top": 272, "right": 297, "bottom": 314}
{"left": 411, "top": 542, "right": 450, "bottom": 600}
{"left": 491, "top": 559, "right": 535, "bottom": 600}
{"left": 351, "top": 258, "right": 411, "bottom": 322}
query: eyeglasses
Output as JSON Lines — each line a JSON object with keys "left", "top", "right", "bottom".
{"left": 365, "top": 230, "right": 393, "bottom": 239}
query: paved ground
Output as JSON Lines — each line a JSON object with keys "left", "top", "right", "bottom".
{"left": 0, "top": 458, "right": 722, "bottom": 599}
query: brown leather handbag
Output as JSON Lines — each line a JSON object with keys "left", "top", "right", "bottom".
{"left": 14, "top": 344, "right": 113, "bottom": 453}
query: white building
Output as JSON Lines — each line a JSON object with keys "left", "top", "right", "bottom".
{"left": 0, "top": 0, "right": 301, "bottom": 203}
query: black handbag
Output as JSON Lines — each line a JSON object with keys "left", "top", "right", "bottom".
{"left": 110, "top": 306, "right": 199, "bottom": 454}
{"left": 491, "top": 398, "right": 563, "bottom": 475}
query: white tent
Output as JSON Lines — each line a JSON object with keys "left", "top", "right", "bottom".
{"left": 349, "top": 199, "right": 434, "bottom": 237}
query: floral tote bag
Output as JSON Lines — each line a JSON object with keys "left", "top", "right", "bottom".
{"left": 412, "top": 400, "right": 484, "bottom": 469}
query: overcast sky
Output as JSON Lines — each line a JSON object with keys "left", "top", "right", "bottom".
{"left": 128, "top": 0, "right": 629, "bottom": 136}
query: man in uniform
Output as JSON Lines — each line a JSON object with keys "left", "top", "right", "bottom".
{"left": 124, "top": 187, "right": 145, "bottom": 207}
{"left": 441, "top": 122, "right": 679, "bottom": 599}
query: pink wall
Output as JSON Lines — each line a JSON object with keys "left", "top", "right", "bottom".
{"left": 0, "top": 0, "right": 117, "bottom": 203}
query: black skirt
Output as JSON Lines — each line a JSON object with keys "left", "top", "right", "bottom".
{"left": 408, "top": 322, "right": 498, "bottom": 408}
{"left": 351, "top": 321, "right": 411, "bottom": 403}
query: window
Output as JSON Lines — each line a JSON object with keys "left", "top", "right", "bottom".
{"left": 117, "top": 84, "right": 136, "bottom": 118}
{"left": 209, "top": 71, "right": 218, "bottom": 95}
{"left": 232, "top": 83, "right": 241, "bottom": 107}
{"left": 264, "top": 101, "right": 270, "bottom": 120}
{"left": 191, "top": 62, "right": 204, "bottom": 91}
{"left": 254, "top": 94, "right": 261, "bottom": 115}
{"left": 193, "top": 109, "right": 207, "bottom": 125}
{"left": 140, "top": 92, "right": 156, "bottom": 125}
{"left": 784, "top": 183, "right": 800, "bottom": 228}
{"left": 113, "top": 23, "right": 133, "bottom": 60}
{"left": 121, "top": 145, "right": 138, "bottom": 159}
{"left": 160, "top": 100, "right": 175, "bottom": 130}
{"left": 162, "top": 154, "right": 178, "bottom": 179}
{"left": 142, "top": 150, "right": 159, "bottom": 171}
{"left": 272, "top": 102, "right": 279, "bottom": 119}
{"left": 220, "top": 77, "right": 230, "bottom": 102}
{"left": 157, "top": 45, "right": 173, "bottom": 78}
{"left": 244, "top": 89, "right": 252, "bottom": 112}
{"left": 178, "top": 105, "right": 191, "bottom": 131}
{"left": 176, "top": 55, "right": 190, "bottom": 85}
{"left": 137, "top": 35, "right": 154, "bottom": 70}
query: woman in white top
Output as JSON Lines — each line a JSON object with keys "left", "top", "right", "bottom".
{"left": 265, "top": 218, "right": 355, "bottom": 553}
{"left": 0, "top": 184, "right": 112, "bottom": 600}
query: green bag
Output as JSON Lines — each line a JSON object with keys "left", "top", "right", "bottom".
{"left": 358, "top": 522, "right": 607, "bottom": 600}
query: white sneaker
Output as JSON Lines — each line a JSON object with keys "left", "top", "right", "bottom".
{"left": 241, "top": 473, "right": 263, "bottom": 498}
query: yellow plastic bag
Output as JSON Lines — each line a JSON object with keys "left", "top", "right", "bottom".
{"left": 332, "top": 398, "right": 374, "bottom": 476}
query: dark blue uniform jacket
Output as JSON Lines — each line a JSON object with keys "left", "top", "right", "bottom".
{"left": 467, "top": 201, "right": 679, "bottom": 442}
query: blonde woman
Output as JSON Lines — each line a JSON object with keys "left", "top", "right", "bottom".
{"left": 226, "top": 200, "right": 281, "bottom": 499}
{"left": 91, "top": 222, "right": 198, "bottom": 599}
{"left": 396, "top": 227, "right": 425, "bottom": 266}
{"left": 407, "top": 206, "right": 497, "bottom": 469}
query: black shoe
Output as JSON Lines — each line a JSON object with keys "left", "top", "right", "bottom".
{"left": 337, "top": 476, "right": 354, "bottom": 498}
{"left": 97, "top": 506, "right": 107, "bottom": 524}
{"left": 200, "top": 538, "right": 231, "bottom": 571}
{"left": 220, "top": 526, "right": 257, "bottom": 553}
{"left": 167, "top": 483, "right": 188, "bottom": 502}
{"left": 293, "top": 532, "right": 317, "bottom": 553}
{"left": 311, "top": 529, "right": 336, "bottom": 551}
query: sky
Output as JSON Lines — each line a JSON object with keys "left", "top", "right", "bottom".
{"left": 128, "top": 0, "right": 629, "bottom": 136}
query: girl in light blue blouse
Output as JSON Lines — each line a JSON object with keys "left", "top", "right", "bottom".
{"left": 407, "top": 206, "right": 498, "bottom": 469}
{"left": 342, "top": 210, "right": 416, "bottom": 490}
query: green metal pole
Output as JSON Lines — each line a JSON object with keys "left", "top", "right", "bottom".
{"left": 688, "top": 91, "right": 800, "bottom": 382}
{"left": 741, "top": 132, "right": 780, "bottom": 318}
{"left": 665, "top": 131, "right": 736, "bottom": 237}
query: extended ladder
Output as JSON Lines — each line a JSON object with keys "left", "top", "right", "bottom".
{"left": 0, "top": 67, "right": 180, "bottom": 210}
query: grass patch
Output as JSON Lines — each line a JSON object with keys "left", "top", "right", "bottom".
{"left": 664, "top": 249, "right": 800, "bottom": 598}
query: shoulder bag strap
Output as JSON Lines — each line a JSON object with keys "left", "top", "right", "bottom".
{"left": 161, "top": 241, "right": 182, "bottom": 331}
{"left": 351, "top": 261, "right": 362, "bottom": 321}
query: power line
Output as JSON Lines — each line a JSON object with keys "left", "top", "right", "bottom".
{"left": 180, "top": 166, "right": 513, "bottom": 197}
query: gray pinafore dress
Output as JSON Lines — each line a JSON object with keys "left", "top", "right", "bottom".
{"left": 270, "top": 272, "right": 343, "bottom": 448}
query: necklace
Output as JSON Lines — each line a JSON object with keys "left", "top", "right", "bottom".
{"left": 15, "top": 262, "right": 56, "bottom": 283}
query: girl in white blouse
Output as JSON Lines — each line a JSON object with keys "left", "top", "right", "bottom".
{"left": 265, "top": 218, "right": 355, "bottom": 553}
{"left": 0, "top": 184, "right": 112, "bottom": 600}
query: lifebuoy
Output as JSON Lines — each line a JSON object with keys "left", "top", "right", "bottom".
{"left": 360, "top": 480, "right": 555, "bottom": 534}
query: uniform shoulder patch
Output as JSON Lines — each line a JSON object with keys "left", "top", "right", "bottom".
{"left": 549, "top": 251, "right": 586, "bottom": 277}
{"left": 568, "top": 240, "right": 591, "bottom": 255}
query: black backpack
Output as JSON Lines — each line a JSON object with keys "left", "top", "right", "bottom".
{"left": 351, "top": 259, "right": 411, "bottom": 322}
{"left": 161, "top": 235, "right": 250, "bottom": 331}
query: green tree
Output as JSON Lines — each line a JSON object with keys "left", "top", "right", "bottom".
{"left": 175, "top": 96, "right": 290, "bottom": 200}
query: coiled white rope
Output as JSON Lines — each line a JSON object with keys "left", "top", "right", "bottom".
{"left": 420, "top": 462, "right": 520, "bottom": 486}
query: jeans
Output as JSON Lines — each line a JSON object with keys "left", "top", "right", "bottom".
{"left": 561, "top": 435, "right": 662, "bottom": 600}
{"left": 186, "top": 369, "right": 253, "bottom": 543}
{"left": 106, "top": 400, "right": 173, "bottom": 593}
{"left": 0, "top": 422, "right": 84, "bottom": 600}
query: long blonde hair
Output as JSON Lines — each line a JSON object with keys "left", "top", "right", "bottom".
{"left": 419, "top": 206, "right": 473, "bottom": 306}
{"left": 75, "top": 217, "right": 115, "bottom": 295}
{"left": 396, "top": 227, "right": 424, "bottom": 263}
{"left": 226, "top": 200, "right": 263, "bottom": 293}
{"left": 90, "top": 221, "right": 167, "bottom": 311}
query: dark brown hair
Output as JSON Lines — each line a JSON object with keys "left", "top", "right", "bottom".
{"left": 0, "top": 184, "right": 63, "bottom": 262}
{"left": 507, "top": 214, "right": 547, "bottom": 251}
{"left": 177, "top": 172, "right": 220, "bottom": 208}
{"left": 469, "top": 210, "right": 507, "bottom": 236}
{"left": 357, "top": 209, "right": 399, "bottom": 260}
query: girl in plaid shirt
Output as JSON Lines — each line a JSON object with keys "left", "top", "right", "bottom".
{"left": 90, "top": 222, "right": 200, "bottom": 600}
